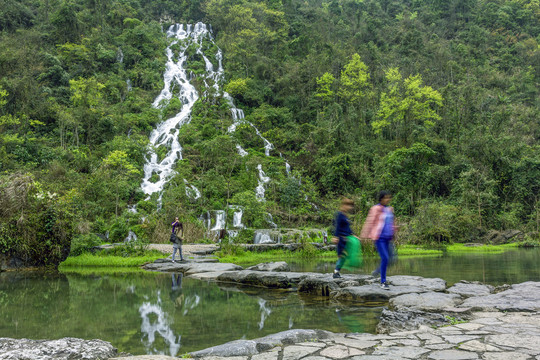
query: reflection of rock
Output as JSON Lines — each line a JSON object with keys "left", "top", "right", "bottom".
{"left": 139, "top": 293, "right": 181, "bottom": 356}
{"left": 0, "top": 338, "right": 117, "bottom": 359}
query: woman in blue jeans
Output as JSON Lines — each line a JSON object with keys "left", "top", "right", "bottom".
{"left": 361, "top": 191, "right": 395, "bottom": 289}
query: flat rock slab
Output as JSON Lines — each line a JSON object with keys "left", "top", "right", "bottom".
{"left": 428, "top": 349, "right": 479, "bottom": 359}
{"left": 216, "top": 270, "right": 312, "bottom": 288}
{"left": 190, "top": 330, "right": 330, "bottom": 358}
{"left": 332, "top": 285, "right": 427, "bottom": 302}
{"left": 387, "top": 275, "right": 447, "bottom": 292}
{"left": 112, "top": 357, "right": 178, "bottom": 360}
{"left": 143, "top": 262, "right": 242, "bottom": 275}
{"left": 389, "top": 292, "right": 463, "bottom": 311}
{"left": 246, "top": 262, "right": 290, "bottom": 272}
{"left": 0, "top": 337, "right": 117, "bottom": 360}
{"left": 459, "top": 281, "right": 540, "bottom": 312}
{"left": 447, "top": 281, "right": 494, "bottom": 298}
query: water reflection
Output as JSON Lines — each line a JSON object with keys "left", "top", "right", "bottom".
{"left": 257, "top": 298, "right": 272, "bottom": 330}
{"left": 139, "top": 291, "right": 181, "bottom": 356}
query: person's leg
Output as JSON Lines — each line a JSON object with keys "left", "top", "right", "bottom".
{"left": 335, "top": 255, "right": 346, "bottom": 271}
{"left": 172, "top": 246, "right": 178, "bottom": 261}
{"left": 179, "top": 244, "right": 184, "bottom": 261}
{"left": 376, "top": 240, "right": 389, "bottom": 284}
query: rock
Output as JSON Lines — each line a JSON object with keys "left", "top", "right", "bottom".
{"left": 0, "top": 337, "right": 117, "bottom": 360}
{"left": 371, "top": 345, "right": 430, "bottom": 358}
{"left": 484, "top": 229, "right": 523, "bottom": 244}
{"left": 191, "top": 330, "right": 330, "bottom": 358}
{"left": 246, "top": 262, "right": 290, "bottom": 272}
{"left": 376, "top": 309, "right": 452, "bottom": 334}
{"left": 298, "top": 275, "right": 342, "bottom": 296}
{"left": 428, "top": 349, "right": 478, "bottom": 359}
{"left": 190, "top": 340, "right": 258, "bottom": 358}
{"left": 112, "top": 356, "right": 178, "bottom": 360}
{"left": 389, "top": 292, "right": 463, "bottom": 311}
{"left": 459, "top": 281, "right": 540, "bottom": 312}
{"left": 143, "top": 261, "right": 242, "bottom": 275}
{"left": 319, "top": 345, "right": 364, "bottom": 358}
{"left": 447, "top": 281, "right": 494, "bottom": 298}
{"left": 332, "top": 285, "right": 427, "bottom": 302}
{"left": 281, "top": 345, "right": 319, "bottom": 360}
{"left": 387, "top": 276, "right": 447, "bottom": 292}
{"left": 217, "top": 270, "right": 310, "bottom": 288}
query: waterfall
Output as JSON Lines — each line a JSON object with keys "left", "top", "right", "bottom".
{"left": 257, "top": 298, "right": 272, "bottom": 330}
{"left": 256, "top": 164, "right": 270, "bottom": 201}
{"left": 210, "top": 210, "right": 226, "bottom": 231}
{"left": 232, "top": 207, "right": 245, "bottom": 228}
{"left": 183, "top": 179, "right": 201, "bottom": 200}
{"left": 116, "top": 47, "right": 124, "bottom": 63}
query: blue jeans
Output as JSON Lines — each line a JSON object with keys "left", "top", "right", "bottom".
{"left": 375, "top": 238, "right": 393, "bottom": 284}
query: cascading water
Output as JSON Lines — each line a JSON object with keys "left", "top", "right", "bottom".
{"left": 139, "top": 22, "right": 296, "bottom": 230}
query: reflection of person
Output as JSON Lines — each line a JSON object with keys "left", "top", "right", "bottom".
{"left": 170, "top": 273, "right": 184, "bottom": 307}
{"left": 361, "top": 191, "right": 395, "bottom": 290}
{"left": 335, "top": 308, "right": 364, "bottom": 333}
{"left": 171, "top": 218, "right": 184, "bottom": 262}
{"left": 331, "top": 198, "right": 360, "bottom": 278}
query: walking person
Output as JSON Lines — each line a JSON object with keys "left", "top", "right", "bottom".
{"left": 332, "top": 198, "right": 361, "bottom": 278}
{"left": 361, "top": 191, "right": 395, "bottom": 290}
{"left": 171, "top": 217, "right": 184, "bottom": 262}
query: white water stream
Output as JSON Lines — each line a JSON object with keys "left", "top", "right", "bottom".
{"left": 138, "top": 22, "right": 293, "bottom": 230}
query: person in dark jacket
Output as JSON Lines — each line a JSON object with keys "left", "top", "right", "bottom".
{"left": 171, "top": 217, "right": 184, "bottom": 262}
{"left": 331, "top": 198, "right": 356, "bottom": 278}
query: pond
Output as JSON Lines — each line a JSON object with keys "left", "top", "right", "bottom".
{"left": 0, "top": 248, "right": 539, "bottom": 356}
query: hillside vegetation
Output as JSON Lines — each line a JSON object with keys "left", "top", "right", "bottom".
{"left": 0, "top": 0, "right": 539, "bottom": 265}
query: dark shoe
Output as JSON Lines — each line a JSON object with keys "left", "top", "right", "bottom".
{"left": 333, "top": 272, "right": 342, "bottom": 279}
{"left": 381, "top": 282, "right": 390, "bottom": 290}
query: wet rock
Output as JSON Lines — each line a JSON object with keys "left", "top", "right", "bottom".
{"left": 459, "top": 281, "right": 540, "bottom": 312}
{"left": 246, "top": 262, "right": 290, "bottom": 272}
{"left": 389, "top": 292, "right": 463, "bottom": 311}
{"left": 0, "top": 337, "right": 117, "bottom": 360}
{"left": 376, "top": 308, "right": 451, "bottom": 334}
{"left": 447, "top": 281, "right": 494, "bottom": 298}
{"left": 298, "top": 275, "right": 342, "bottom": 296}
{"left": 217, "top": 270, "right": 310, "bottom": 288}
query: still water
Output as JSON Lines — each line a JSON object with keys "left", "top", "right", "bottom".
{"left": 0, "top": 248, "right": 539, "bottom": 356}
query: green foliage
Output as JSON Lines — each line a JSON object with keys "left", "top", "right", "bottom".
{"left": 70, "top": 233, "right": 102, "bottom": 256}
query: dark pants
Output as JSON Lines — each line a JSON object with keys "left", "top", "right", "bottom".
{"left": 375, "top": 237, "right": 393, "bottom": 284}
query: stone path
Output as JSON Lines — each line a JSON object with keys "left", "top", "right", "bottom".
{"left": 111, "top": 311, "right": 540, "bottom": 360}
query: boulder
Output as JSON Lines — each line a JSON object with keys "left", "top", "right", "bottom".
{"left": 0, "top": 337, "right": 117, "bottom": 360}
{"left": 484, "top": 229, "right": 523, "bottom": 244}
{"left": 143, "top": 261, "right": 242, "bottom": 275}
{"left": 389, "top": 292, "right": 463, "bottom": 312}
{"left": 459, "top": 281, "right": 540, "bottom": 312}
{"left": 447, "top": 281, "right": 494, "bottom": 298}
{"left": 298, "top": 275, "right": 341, "bottom": 296}
{"left": 246, "top": 262, "right": 290, "bottom": 272}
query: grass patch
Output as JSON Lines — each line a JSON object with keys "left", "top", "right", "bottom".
{"left": 445, "top": 243, "right": 519, "bottom": 253}
{"left": 59, "top": 266, "right": 151, "bottom": 275}
{"left": 59, "top": 251, "right": 164, "bottom": 268}
{"left": 397, "top": 245, "right": 443, "bottom": 257}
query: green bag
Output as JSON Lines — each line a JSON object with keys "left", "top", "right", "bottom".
{"left": 343, "top": 235, "right": 363, "bottom": 270}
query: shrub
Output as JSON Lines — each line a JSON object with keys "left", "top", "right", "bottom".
{"left": 70, "top": 233, "right": 102, "bottom": 256}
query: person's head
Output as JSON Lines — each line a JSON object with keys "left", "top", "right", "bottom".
{"left": 175, "top": 217, "right": 179, "bottom": 221}
{"left": 340, "top": 197, "right": 354, "bottom": 213}
{"left": 378, "top": 190, "right": 392, "bottom": 206}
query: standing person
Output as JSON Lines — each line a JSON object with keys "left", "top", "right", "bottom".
{"left": 332, "top": 198, "right": 360, "bottom": 279}
{"left": 361, "top": 191, "right": 395, "bottom": 290}
{"left": 171, "top": 217, "right": 184, "bottom": 262}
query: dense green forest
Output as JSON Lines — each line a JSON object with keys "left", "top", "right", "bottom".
{"left": 0, "top": 0, "right": 539, "bottom": 265}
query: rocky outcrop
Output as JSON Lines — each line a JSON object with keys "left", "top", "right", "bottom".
{"left": 447, "top": 281, "right": 494, "bottom": 298}
{"left": 484, "top": 229, "right": 524, "bottom": 244}
{"left": 0, "top": 337, "right": 117, "bottom": 360}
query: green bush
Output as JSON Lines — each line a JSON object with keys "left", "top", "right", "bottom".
{"left": 70, "top": 233, "right": 102, "bottom": 256}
